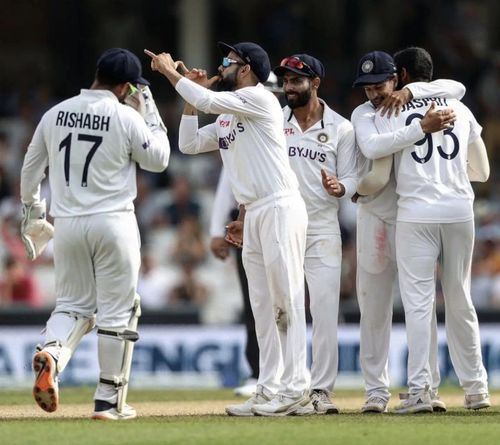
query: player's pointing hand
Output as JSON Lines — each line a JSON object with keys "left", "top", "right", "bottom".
{"left": 144, "top": 49, "right": 179, "bottom": 75}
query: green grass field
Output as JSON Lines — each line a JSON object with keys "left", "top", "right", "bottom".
{"left": 0, "top": 388, "right": 499, "bottom": 445}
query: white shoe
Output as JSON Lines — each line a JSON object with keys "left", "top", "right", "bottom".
{"left": 225, "top": 386, "right": 271, "bottom": 417}
{"left": 234, "top": 378, "right": 258, "bottom": 397}
{"left": 310, "top": 390, "right": 339, "bottom": 414}
{"left": 361, "top": 395, "right": 388, "bottom": 413}
{"left": 464, "top": 393, "right": 491, "bottom": 410}
{"left": 394, "top": 387, "right": 433, "bottom": 414}
{"left": 252, "top": 393, "right": 312, "bottom": 417}
{"left": 32, "top": 351, "right": 59, "bottom": 413}
{"left": 92, "top": 400, "right": 137, "bottom": 420}
{"left": 430, "top": 389, "right": 447, "bottom": 412}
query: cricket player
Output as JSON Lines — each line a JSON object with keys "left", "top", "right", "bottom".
{"left": 369, "top": 47, "right": 490, "bottom": 413}
{"left": 323, "top": 50, "right": 466, "bottom": 413}
{"left": 20, "top": 48, "right": 171, "bottom": 420}
{"left": 145, "top": 42, "right": 312, "bottom": 417}
{"left": 273, "top": 54, "right": 357, "bottom": 414}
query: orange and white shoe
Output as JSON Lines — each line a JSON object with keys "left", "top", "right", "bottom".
{"left": 32, "top": 351, "right": 59, "bottom": 413}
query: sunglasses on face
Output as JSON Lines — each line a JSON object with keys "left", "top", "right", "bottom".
{"left": 222, "top": 57, "right": 245, "bottom": 68}
{"left": 280, "top": 56, "right": 316, "bottom": 76}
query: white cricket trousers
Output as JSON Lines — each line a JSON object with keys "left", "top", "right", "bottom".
{"left": 242, "top": 190, "right": 308, "bottom": 398}
{"left": 306, "top": 233, "right": 341, "bottom": 393}
{"left": 50, "top": 211, "right": 141, "bottom": 328}
{"left": 357, "top": 206, "right": 441, "bottom": 400}
{"left": 396, "top": 220, "right": 488, "bottom": 395}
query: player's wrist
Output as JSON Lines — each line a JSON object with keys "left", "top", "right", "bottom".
{"left": 335, "top": 183, "right": 346, "bottom": 197}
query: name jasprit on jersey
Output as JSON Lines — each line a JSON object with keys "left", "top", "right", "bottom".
{"left": 55, "top": 111, "right": 111, "bottom": 132}
{"left": 400, "top": 97, "right": 448, "bottom": 113}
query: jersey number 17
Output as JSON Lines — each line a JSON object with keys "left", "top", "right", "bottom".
{"left": 59, "top": 132, "right": 103, "bottom": 187}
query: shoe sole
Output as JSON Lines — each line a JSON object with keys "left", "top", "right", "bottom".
{"left": 394, "top": 406, "right": 433, "bottom": 414}
{"left": 32, "top": 352, "right": 58, "bottom": 413}
{"left": 361, "top": 407, "right": 387, "bottom": 413}
{"left": 253, "top": 410, "right": 290, "bottom": 417}
{"left": 432, "top": 404, "right": 447, "bottom": 412}
{"left": 292, "top": 404, "right": 317, "bottom": 416}
{"left": 314, "top": 407, "right": 340, "bottom": 415}
{"left": 465, "top": 402, "right": 491, "bottom": 410}
{"left": 91, "top": 412, "right": 137, "bottom": 420}
{"left": 225, "top": 409, "right": 255, "bottom": 417}
{"left": 252, "top": 402, "right": 308, "bottom": 417}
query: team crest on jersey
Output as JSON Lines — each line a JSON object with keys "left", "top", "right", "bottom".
{"left": 361, "top": 60, "right": 374, "bottom": 73}
{"left": 317, "top": 132, "right": 329, "bottom": 143}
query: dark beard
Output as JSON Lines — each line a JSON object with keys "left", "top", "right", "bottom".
{"left": 118, "top": 91, "right": 129, "bottom": 103}
{"left": 286, "top": 89, "right": 312, "bottom": 109}
{"left": 216, "top": 70, "right": 239, "bottom": 91}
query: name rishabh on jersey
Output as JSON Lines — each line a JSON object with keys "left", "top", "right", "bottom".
{"left": 375, "top": 97, "right": 481, "bottom": 223}
{"left": 21, "top": 89, "right": 170, "bottom": 218}
{"left": 284, "top": 99, "right": 357, "bottom": 235}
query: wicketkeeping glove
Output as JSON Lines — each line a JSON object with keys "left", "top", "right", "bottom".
{"left": 140, "top": 86, "right": 167, "bottom": 133}
{"left": 21, "top": 200, "right": 54, "bottom": 260}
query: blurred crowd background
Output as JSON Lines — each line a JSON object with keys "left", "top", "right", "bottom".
{"left": 0, "top": 0, "right": 498, "bottom": 322}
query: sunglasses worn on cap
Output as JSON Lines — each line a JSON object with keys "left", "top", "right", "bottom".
{"left": 222, "top": 57, "right": 245, "bottom": 68}
{"left": 280, "top": 56, "right": 316, "bottom": 76}
{"left": 128, "top": 83, "right": 139, "bottom": 96}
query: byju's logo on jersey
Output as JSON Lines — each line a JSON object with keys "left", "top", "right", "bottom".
{"left": 289, "top": 146, "right": 326, "bottom": 163}
{"left": 218, "top": 123, "right": 245, "bottom": 149}
{"left": 361, "top": 60, "right": 374, "bottom": 73}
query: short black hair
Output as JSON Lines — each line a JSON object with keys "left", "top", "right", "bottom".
{"left": 393, "top": 47, "right": 433, "bottom": 82}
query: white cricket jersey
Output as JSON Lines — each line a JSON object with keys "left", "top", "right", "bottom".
{"left": 375, "top": 97, "right": 481, "bottom": 223}
{"left": 21, "top": 89, "right": 170, "bottom": 217}
{"left": 351, "top": 102, "right": 400, "bottom": 224}
{"left": 351, "top": 79, "right": 467, "bottom": 224}
{"left": 209, "top": 166, "right": 237, "bottom": 238}
{"left": 284, "top": 100, "right": 357, "bottom": 235}
{"left": 177, "top": 78, "right": 299, "bottom": 205}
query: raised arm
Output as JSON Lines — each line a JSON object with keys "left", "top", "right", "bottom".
{"left": 379, "top": 79, "right": 466, "bottom": 118}
{"left": 179, "top": 116, "right": 220, "bottom": 155}
{"left": 352, "top": 105, "right": 424, "bottom": 161}
{"left": 145, "top": 50, "right": 270, "bottom": 119}
{"left": 407, "top": 79, "right": 466, "bottom": 101}
{"left": 362, "top": 102, "right": 456, "bottom": 159}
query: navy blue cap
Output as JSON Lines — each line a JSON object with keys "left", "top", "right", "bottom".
{"left": 352, "top": 51, "right": 396, "bottom": 87}
{"left": 97, "top": 48, "right": 150, "bottom": 86}
{"left": 273, "top": 54, "right": 325, "bottom": 79}
{"left": 217, "top": 41, "right": 271, "bottom": 83}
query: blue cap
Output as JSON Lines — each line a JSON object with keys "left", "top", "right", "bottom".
{"left": 97, "top": 48, "right": 150, "bottom": 86}
{"left": 273, "top": 54, "right": 325, "bottom": 79}
{"left": 352, "top": 51, "right": 396, "bottom": 87}
{"left": 217, "top": 41, "right": 271, "bottom": 83}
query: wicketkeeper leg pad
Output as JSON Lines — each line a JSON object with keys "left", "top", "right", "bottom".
{"left": 42, "top": 312, "right": 96, "bottom": 374}
{"left": 96, "top": 297, "right": 141, "bottom": 411}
